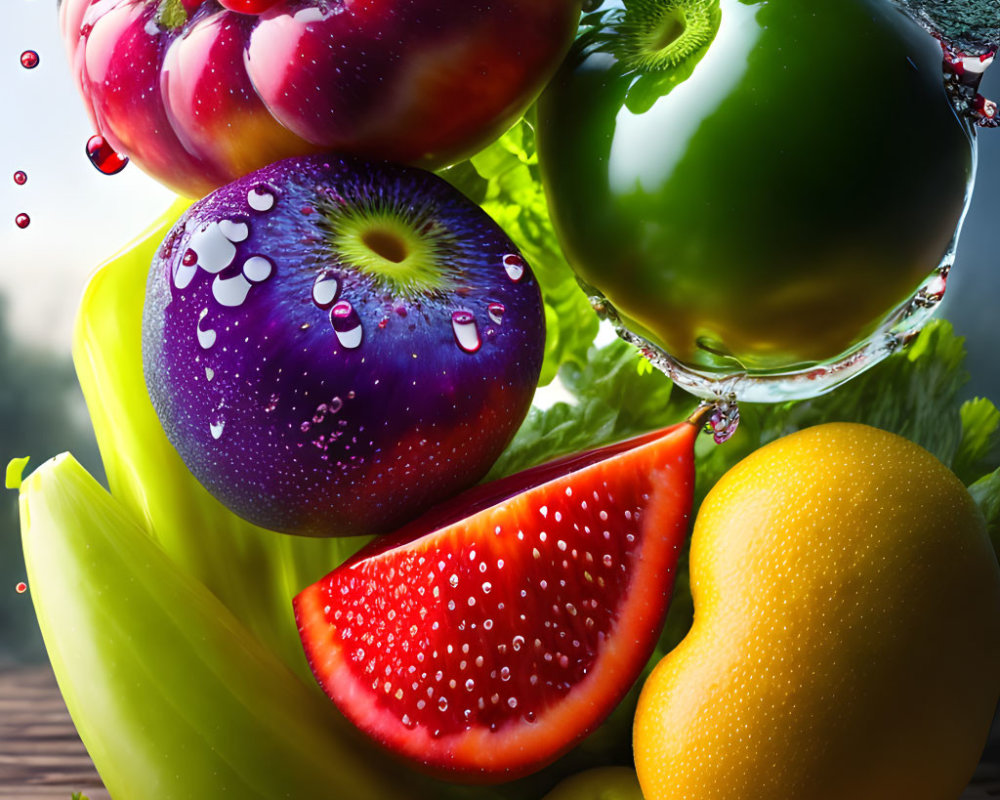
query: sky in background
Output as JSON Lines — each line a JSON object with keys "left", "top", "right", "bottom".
{"left": 2, "top": 0, "right": 174, "bottom": 355}
{"left": 1, "top": 0, "right": 999, "bottom": 397}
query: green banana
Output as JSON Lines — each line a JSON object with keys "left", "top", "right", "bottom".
{"left": 72, "top": 202, "right": 363, "bottom": 682}
{"left": 16, "top": 452, "right": 413, "bottom": 799}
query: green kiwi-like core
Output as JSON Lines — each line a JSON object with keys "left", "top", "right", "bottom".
{"left": 653, "top": 12, "right": 686, "bottom": 51}
{"left": 617, "top": 0, "right": 720, "bottom": 73}
{"left": 325, "top": 205, "right": 453, "bottom": 297}
{"left": 362, "top": 229, "right": 408, "bottom": 264}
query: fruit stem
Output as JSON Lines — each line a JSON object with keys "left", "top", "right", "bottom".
{"left": 686, "top": 403, "right": 715, "bottom": 431}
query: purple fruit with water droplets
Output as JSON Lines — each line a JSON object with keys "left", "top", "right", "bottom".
{"left": 142, "top": 154, "right": 545, "bottom": 537}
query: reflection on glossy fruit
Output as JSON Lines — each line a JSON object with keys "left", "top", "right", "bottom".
{"left": 59, "top": 0, "right": 581, "bottom": 197}
{"left": 538, "top": 0, "right": 975, "bottom": 374}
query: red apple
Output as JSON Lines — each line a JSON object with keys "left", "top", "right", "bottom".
{"left": 60, "top": 0, "right": 581, "bottom": 197}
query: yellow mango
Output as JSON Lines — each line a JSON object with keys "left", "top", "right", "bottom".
{"left": 634, "top": 423, "right": 1000, "bottom": 800}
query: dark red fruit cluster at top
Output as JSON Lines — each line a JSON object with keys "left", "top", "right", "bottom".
{"left": 59, "top": 0, "right": 580, "bottom": 197}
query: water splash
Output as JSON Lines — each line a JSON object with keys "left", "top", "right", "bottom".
{"left": 940, "top": 39, "right": 998, "bottom": 127}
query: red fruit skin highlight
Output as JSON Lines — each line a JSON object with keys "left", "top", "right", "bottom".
{"left": 295, "top": 420, "right": 698, "bottom": 781}
{"left": 59, "top": 0, "right": 581, "bottom": 197}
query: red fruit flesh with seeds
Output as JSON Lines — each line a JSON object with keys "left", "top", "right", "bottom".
{"left": 294, "top": 419, "right": 698, "bottom": 781}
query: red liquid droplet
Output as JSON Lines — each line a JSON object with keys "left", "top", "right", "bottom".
{"left": 15, "top": 582, "right": 27, "bottom": 594}
{"left": 20, "top": 50, "right": 39, "bottom": 69}
{"left": 86, "top": 134, "right": 129, "bottom": 175}
{"left": 13, "top": 170, "right": 27, "bottom": 186}
{"left": 15, "top": 213, "right": 30, "bottom": 229}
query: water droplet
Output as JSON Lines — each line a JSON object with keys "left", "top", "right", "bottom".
{"left": 265, "top": 393, "right": 279, "bottom": 412}
{"left": 188, "top": 222, "right": 237, "bottom": 274}
{"left": 437, "top": 697, "right": 448, "bottom": 712}
{"left": 331, "top": 301, "right": 363, "bottom": 349}
{"left": 85, "top": 134, "right": 128, "bottom": 175}
{"left": 13, "top": 171, "right": 27, "bottom": 186}
{"left": 247, "top": 184, "right": 276, "bottom": 212}
{"left": 487, "top": 302, "right": 505, "bottom": 325}
{"left": 14, "top": 213, "right": 29, "bottom": 229}
{"left": 197, "top": 308, "right": 217, "bottom": 349}
{"left": 218, "top": 218, "right": 249, "bottom": 243}
{"left": 451, "top": 311, "right": 481, "bottom": 353}
{"left": 512, "top": 635, "right": 525, "bottom": 651}
{"left": 242, "top": 255, "right": 273, "bottom": 283}
{"left": 482, "top": 581, "right": 492, "bottom": 594}
{"left": 210, "top": 417, "right": 225, "bottom": 439}
{"left": 707, "top": 400, "right": 740, "bottom": 445}
{"left": 20, "top": 50, "right": 39, "bottom": 69}
{"left": 205, "top": 367, "right": 214, "bottom": 381}
{"left": 502, "top": 253, "right": 525, "bottom": 282}
{"left": 212, "top": 273, "right": 253, "bottom": 307}
{"left": 500, "top": 666, "right": 511, "bottom": 682}
{"left": 15, "top": 582, "right": 27, "bottom": 594}
{"left": 329, "top": 397, "right": 343, "bottom": 413}
{"left": 312, "top": 273, "right": 340, "bottom": 307}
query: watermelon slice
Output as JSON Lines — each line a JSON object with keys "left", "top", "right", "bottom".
{"left": 294, "top": 418, "right": 699, "bottom": 781}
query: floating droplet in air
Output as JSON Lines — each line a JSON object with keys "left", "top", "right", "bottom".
{"left": 86, "top": 134, "right": 129, "bottom": 175}
{"left": 15, "top": 213, "right": 30, "bottom": 229}
{"left": 20, "top": 50, "right": 39, "bottom": 69}
{"left": 15, "top": 582, "right": 27, "bottom": 594}
{"left": 13, "top": 171, "right": 27, "bottom": 186}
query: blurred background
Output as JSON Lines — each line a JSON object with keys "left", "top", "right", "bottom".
{"left": 1, "top": 0, "right": 999, "bottom": 669}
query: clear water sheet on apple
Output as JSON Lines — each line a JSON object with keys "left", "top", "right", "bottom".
{"left": 58, "top": 0, "right": 582, "bottom": 197}
{"left": 143, "top": 153, "right": 546, "bottom": 537}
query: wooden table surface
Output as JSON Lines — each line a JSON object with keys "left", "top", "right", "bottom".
{"left": 0, "top": 667, "right": 108, "bottom": 800}
{"left": 2, "top": 663, "right": 1000, "bottom": 800}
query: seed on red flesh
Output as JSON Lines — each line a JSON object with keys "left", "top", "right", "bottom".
{"left": 294, "top": 419, "right": 698, "bottom": 781}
